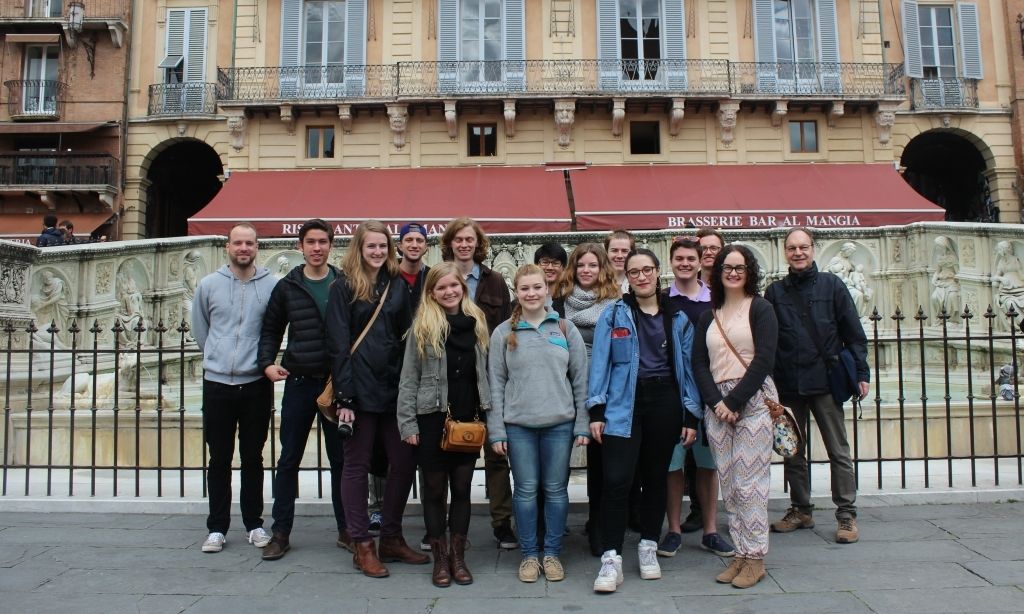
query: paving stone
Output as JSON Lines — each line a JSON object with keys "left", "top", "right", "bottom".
{"left": 0, "top": 592, "right": 153, "bottom": 614}
{"left": 0, "top": 526, "right": 198, "bottom": 548}
{"left": 765, "top": 537, "right": 985, "bottom": 567}
{"left": 430, "top": 596, "right": 680, "bottom": 614}
{"left": 859, "top": 502, "right": 1012, "bottom": 521}
{"left": 0, "top": 543, "right": 50, "bottom": 566}
{"left": 37, "top": 568, "right": 288, "bottom": 596}
{"left": 33, "top": 544, "right": 262, "bottom": 571}
{"left": 138, "top": 595, "right": 203, "bottom": 614}
{"left": 770, "top": 561, "right": 988, "bottom": 592}
{"left": 0, "top": 564, "right": 66, "bottom": 591}
{"left": 808, "top": 518, "right": 953, "bottom": 542}
{"left": 672, "top": 591, "right": 874, "bottom": 614}
{"left": 929, "top": 516, "right": 1024, "bottom": 538}
{"left": 854, "top": 586, "right": 1024, "bottom": 613}
{"left": 958, "top": 536, "right": 1024, "bottom": 561}
{"left": 0, "top": 511, "right": 168, "bottom": 529}
{"left": 185, "top": 596, "right": 376, "bottom": 614}
{"left": 962, "top": 560, "right": 1024, "bottom": 585}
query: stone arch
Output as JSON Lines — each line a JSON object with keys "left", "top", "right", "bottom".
{"left": 138, "top": 137, "right": 225, "bottom": 239}
{"left": 899, "top": 128, "right": 996, "bottom": 222}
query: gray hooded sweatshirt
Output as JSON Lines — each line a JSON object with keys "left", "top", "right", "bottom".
{"left": 192, "top": 264, "right": 278, "bottom": 385}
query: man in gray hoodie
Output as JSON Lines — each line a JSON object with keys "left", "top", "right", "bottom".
{"left": 191, "top": 223, "right": 279, "bottom": 553}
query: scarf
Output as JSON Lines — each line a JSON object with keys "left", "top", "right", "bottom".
{"left": 564, "top": 286, "right": 612, "bottom": 329}
{"left": 446, "top": 312, "right": 478, "bottom": 353}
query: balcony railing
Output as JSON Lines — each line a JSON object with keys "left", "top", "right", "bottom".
{"left": 217, "top": 65, "right": 398, "bottom": 102}
{"left": 910, "top": 77, "right": 979, "bottom": 110}
{"left": 0, "top": 0, "right": 128, "bottom": 20}
{"left": 218, "top": 59, "right": 904, "bottom": 104}
{"left": 0, "top": 153, "right": 118, "bottom": 188}
{"left": 729, "top": 62, "right": 905, "bottom": 98}
{"left": 147, "top": 83, "right": 218, "bottom": 116}
{"left": 4, "top": 80, "right": 68, "bottom": 120}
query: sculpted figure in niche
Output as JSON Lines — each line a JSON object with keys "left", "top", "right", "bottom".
{"left": 181, "top": 251, "right": 201, "bottom": 340}
{"left": 931, "top": 236, "right": 961, "bottom": 321}
{"left": 992, "top": 241, "right": 1024, "bottom": 326}
{"left": 275, "top": 255, "right": 291, "bottom": 278}
{"left": 115, "top": 272, "right": 146, "bottom": 346}
{"left": 827, "top": 242, "right": 873, "bottom": 318}
{"left": 31, "top": 270, "right": 70, "bottom": 345}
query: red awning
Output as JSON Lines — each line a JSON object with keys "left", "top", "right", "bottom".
{"left": 188, "top": 166, "right": 572, "bottom": 237}
{"left": 0, "top": 212, "right": 115, "bottom": 245}
{"left": 570, "top": 164, "right": 946, "bottom": 230}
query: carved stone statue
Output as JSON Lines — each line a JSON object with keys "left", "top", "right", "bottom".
{"left": 827, "top": 242, "right": 873, "bottom": 318}
{"left": 931, "top": 236, "right": 961, "bottom": 322}
{"left": 275, "top": 255, "right": 292, "bottom": 278}
{"left": 992, "top": 241, "right": 1024, "bottom": 328}
{"left": 115, "top": 272, "right": 146, "bottom": 346}
{"left": 181, "top": 251, "right": 201, "bottom": 340}
{"left": 31, "top": 270, "right": 70, "bottom": 345}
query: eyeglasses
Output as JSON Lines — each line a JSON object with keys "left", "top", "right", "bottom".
{"left": 701, "top": 245, "right": 722, "bottom": 254}
{"left": 785, "top": 244, "right": 814, "bottom": 254}
{"left": 626, "top": 266, "right": 657, "bottom": 279}
{"left": 537, "top": 259, "right": 563, "bottom": 268}
{"left": 722, "top": 265, "right": 747, "bottom": 274}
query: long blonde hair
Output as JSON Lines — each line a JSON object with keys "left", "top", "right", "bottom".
{"left": 410, "top": 262, "right": 490, "bottom": 358}
{"left": 506, "top": 264, "right": 546, "bottom": 350}
{"left": 341, "top": 220, "right": 399, "bottom": 302}
{"left": 552, "top": 243, "right": 621, "bottom": 301}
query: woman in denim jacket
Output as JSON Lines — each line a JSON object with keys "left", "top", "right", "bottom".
{"left": 587, "top": 248, "right": 702, "bottom": 593}
{"left": 397, "top": 263, "right": 491, "bottom": 588}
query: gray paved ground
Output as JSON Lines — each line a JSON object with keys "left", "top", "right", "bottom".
{"left": 0, "top": 500, "right": 1022, "bottom": 613}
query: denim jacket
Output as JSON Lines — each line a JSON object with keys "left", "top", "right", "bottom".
{"left": 586, "top": 300, "right": 702, "bottom": 438}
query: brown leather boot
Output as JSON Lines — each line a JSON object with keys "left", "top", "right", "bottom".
{"left": 731, "top": 557, "right": 766, "bottom": 589}
{"left": 715, "top": 556, "right": 745, "bottom": 583}
{"left": 352, "top": 539, "right": 389, "bottom": 578}
{"left": 379, "top": 535, "right": 430, "bottom": 565}
{"left": 261, "top": 532, "right": 290, "bottom": 561}
{"left": 429, "top": 537, "right": 452, "bottom": 588}
{"left": 450, "top": 534, "right": 473, "bottom": 585}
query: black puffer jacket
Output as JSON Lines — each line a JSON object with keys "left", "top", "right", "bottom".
{"left": 326, "top": 271, "right": 412, "bottom": 413}
{"left": 764, "top": 263, "right": 869, "bottom": 397}
{"left": 257, "top": 265, "right": 340, "bottom": 377}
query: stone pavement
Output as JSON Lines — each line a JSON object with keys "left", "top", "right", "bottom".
{"left": 0, "top": 500, "right": 1022, "bottom": 614}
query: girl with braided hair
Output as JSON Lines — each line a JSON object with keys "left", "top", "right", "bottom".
{"left": 487, "top": 264, "right": 590, "bottom": 584}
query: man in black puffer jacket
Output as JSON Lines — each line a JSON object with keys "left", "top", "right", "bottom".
{"left": 765, "top": 227, "right": 869, "bottom": 546}
{"left": 257, "top": 218, "right": 349, "bottom": 560}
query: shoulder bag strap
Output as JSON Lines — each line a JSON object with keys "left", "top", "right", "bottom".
{"left": 351, "top": 280, "right": 390, "bottom": 354}
{"left": 784, "top": 282, "right": 831, "bottom": 364}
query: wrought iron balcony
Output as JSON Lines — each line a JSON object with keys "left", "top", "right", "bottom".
{"left": 0, "top": 0, "right": 128, "bottom": 20}
{"left": 4, "top": 80, "right": 68, "bottom": 120}
{"left": 395, "top": 59, "right": 732, "bottom": 97}
{"left": 729, "top": 62, "right": 906, "bottom": 98}
{"left": 148, "top": 83, "right": 218, "bottom": 116}
{"left": 0, "top": 152, "right": 118, "bottom": 188}
{"left": 217, "top": 65, "right": 398, "bottom": 103}
{"left": 909, "top": 77, "right": 979, "bottom": 110}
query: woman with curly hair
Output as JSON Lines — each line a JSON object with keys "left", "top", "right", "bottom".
{"left": 691, "top": 244, "right": 778, "bottom": 589}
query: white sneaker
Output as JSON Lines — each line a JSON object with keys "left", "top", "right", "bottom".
{"left": 593, "top": 550, "right": 624, "bottom": 593}
{"left": 247, "top": 527, "right": 271, "bottom": 548}
{"left": 202, "top": 532, "right": 226, "bottom": 553}
{"left": 638, "top": 539, "right": 661, "bottom": 579}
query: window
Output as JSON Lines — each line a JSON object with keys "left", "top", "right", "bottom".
{"left": 306, "top": 127, "right": 335, "bottom": 158}
{"left": 467, "top": 123, "right": 497, "bottom": 156}
{"left": 902, "top": 1, "right": 982, "bottom": 107}
{"left": 773, "top": 0, "right": 817, "bottom": 83}
{"left": 22, "top": 45, "right": 59, "bottom": 115}
{"left": 788, "top": 120, "right": 818, "bottom": 153}
{"left": 619, "top": 0, "right": 661, "bottom": 81}
{"left": 29, "top": 0, "right": 61, "bottom": 18}
{"left": 460, "top": 0, "right": 502, "bottom": 82}
{"left": 630, "top": 121, "right": 660, "bottom": 155}
{"left": 919, "top": 6, "right": 955, "bottom": 79}
{"left": 304, "top": 0, "right": 345, "bottom": 85}
{"left": 161, "top": 9, "right": 208, "bottom": 112}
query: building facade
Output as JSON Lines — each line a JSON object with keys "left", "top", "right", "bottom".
{"left": 121, "top": 0, "right": 1020, "bottom": 240}
{"left": 0, "top": 0, "right": 130, "bottom": 243}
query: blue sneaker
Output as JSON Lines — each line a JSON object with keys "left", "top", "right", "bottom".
{"left": 656, "top": 531, "right": 682, "bottom": 557}
{"left": 701, "top": 532, "right": 735, "bottom": 557}
{"left": 368, "top": 511, "right": 382, "bottom": 536}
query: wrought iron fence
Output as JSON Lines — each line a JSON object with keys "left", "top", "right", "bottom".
{"left": 147, "top": 83, "right": 219, "bottom": 116}
{"left": 4, "top": 80, "right": 68, "bottom": 120}
{"left": 0, "top": 152, "right": 117, "bottom": 186}
{"left": 0, "top": 0, "right": 128, "bottom": 19}
{"left": 910, "top": 77, "right": 979, "bottom": 110}
{"left": 1, "top": 306, "right": 1021, "bottom": 499}
{"left": 216, "top": 65, "right": 398, "bottom": 102}
{"left": 729, "top": 62, "right": 905, "bottom": 98}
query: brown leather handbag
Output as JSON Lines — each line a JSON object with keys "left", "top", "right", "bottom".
{"left": 440, "top": 404, "right": 487, "bottom": 454}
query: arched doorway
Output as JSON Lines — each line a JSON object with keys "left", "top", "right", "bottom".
{"left": 145, "top": 140, "right": 223, "bottom": 238}
{"left": 900, "top": 130, "right": 994, "bottom": 222}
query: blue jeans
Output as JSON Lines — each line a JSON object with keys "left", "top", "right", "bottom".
{"left": 271, "top": 375, "right": 345, "bottom": 534}
{"left": 505, "top": 421, "right": 573, "bottom": 558}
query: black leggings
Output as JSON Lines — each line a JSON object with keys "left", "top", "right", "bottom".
{"left": 600, "top": 378, "right": 684, "bottom": 553}
{"left": 422, "top": 464, "right": 475, "bottom": 538}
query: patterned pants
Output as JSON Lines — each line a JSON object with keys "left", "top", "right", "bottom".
{"left": 703, "top": 377, "right": 774, "bottom": 559}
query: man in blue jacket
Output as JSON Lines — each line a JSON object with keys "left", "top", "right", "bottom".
{"left": 765, "top": 227, "right": 869, "bottom": 544}
{"left": 192, "top": 223, "right": 279, "bottom": 553}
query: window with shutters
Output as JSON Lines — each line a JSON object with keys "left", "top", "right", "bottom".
{"left": 460, "top": 0, "right": 503, "bottom": 83}
{"left": 903, "top": 3, "right": 982, "bottom": 108}
{"left": 619, "top": 0, "right": 661, "bottom": 81}
{"left": 919, "top": 6, "right": 956, "bottom": 79}
{"left": 774, "top": 0, "right": 817, "bottom": 84}
{"left": 160, "top": 9, "right": 208, "bottom": 112}
{"left": 303, "top": 1, "right": 346, "bottom": 86}
{"left": 21, "top": 45, "right": 59, "bottom": 115}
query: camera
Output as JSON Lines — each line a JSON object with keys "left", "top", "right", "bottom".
{"left": 337, "top": 419, "right": 354, "bottom": 439}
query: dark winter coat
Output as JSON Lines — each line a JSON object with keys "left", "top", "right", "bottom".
{"left": 257, "top": 265, "right": 340, "bottom": 377}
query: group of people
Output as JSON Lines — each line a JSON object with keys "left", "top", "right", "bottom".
{"left": 191, "top": 217, "right": 869, "bottom": 593}
{"left": 36, "top": 213, "right": 105, "bottom": 246}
